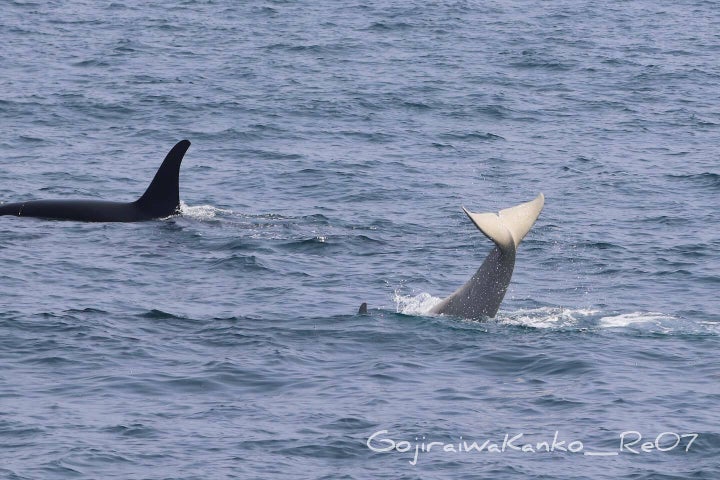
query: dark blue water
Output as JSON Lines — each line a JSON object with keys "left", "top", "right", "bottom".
{"left": 1, "top": 1, "right": 719, "bottom": 478}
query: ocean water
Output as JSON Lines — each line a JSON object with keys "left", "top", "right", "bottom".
{"left": 1, "top": 1, "right": 719, "bottom": 478}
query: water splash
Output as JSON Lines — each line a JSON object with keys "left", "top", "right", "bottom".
{"left": 178, "top": 201, "right": 232, "bottom": 221}
{"left": 393, "top": 291, "right": 599, "bottom": 329}
{"left": 499, "top": 307, "right": 599, "bottom": 329}
{"left": 390, "top": 294, "right": 718, "bottom": 336}
{"left": 394, "top": 291, "right": 442, "bottom": 315}
{"left": 598, "top": 311, "right": 678, "bottom": 329}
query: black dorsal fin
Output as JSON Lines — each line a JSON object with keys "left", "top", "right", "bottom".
{"left": 135, "top": 140, "right": 190, "bottom": 217}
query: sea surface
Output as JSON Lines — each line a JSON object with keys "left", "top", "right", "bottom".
{"left": 1, "top": 1, "right": 719, "bottom": 479}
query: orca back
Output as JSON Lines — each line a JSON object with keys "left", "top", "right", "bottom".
{"left": 0, "top": 140, "right": 191, "bottom": 222}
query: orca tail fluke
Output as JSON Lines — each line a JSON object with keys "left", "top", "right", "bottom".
{"left": 462, "top": 193, "right": 544, "bottom": 251}
{"left": 135, "top": 140, "right": 190, "bottom": 218}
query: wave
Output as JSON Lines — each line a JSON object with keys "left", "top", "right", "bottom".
{"left": 137, "top": 309, "right": 188, "bottom": 320}
{"left": 666, "top": 172, "right": 720, "bottom": 189}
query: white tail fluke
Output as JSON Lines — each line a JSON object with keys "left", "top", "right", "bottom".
{"left": 463, "top": 193, "right": 545, "bottom": 251}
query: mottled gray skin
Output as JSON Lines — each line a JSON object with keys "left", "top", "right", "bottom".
{"left": 429, "top": 245, "right": 516, "bottom": 319}
{"left": 0, "top": 140, "right": 190, "bottom": 222}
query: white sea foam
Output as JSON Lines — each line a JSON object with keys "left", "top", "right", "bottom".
{"left": 394, "top": 291, "right": 442, "bottom": 316}
{"left": 389, "top": 292, "right": 716, "bottom": 336}
{"left": 598, "top": 311, "right": 677, "bottom": 329}
{"left": 178, "top": 201, "right": 232, "bottom": 221}
{"left": 698, "top": 321, "right": 720, "bottom": 335}
{"left": 500, "top": 307, "right": 599, "bottom": 329}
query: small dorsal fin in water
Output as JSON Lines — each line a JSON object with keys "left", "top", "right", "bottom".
{"left": 358, "top": 302, "right": 368, "bottom": 315}
{"left": 134, "top": 140, "right": 191, "bottom": 218}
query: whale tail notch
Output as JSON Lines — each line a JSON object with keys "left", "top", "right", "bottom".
{"left": 462, "top": 193, "right": 544, "bottom": 252}
{"left": 135, "top": 140, "right": 191, "bottom": 218}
